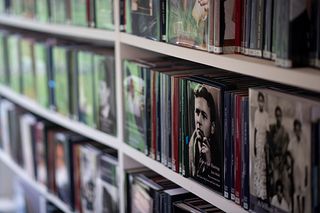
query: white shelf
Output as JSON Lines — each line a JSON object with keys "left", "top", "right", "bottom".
{"left": 120, "top": 33, "right": 320, "bottom": 93}
{"left": 0, "top": 151, "right": 73, "bottom": 213}
{"left": 0, "top": 86, "right": 120, "bottom": 150}
{"left": 122, "top": 144, "right": 247, "bottom": 213}
{"left": 0, "top": 15, "right": 115, "bottom": 44}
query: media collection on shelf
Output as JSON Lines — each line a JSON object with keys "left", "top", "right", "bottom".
{"left": 0, "top": 98, "right": 119, "bottom": 213}
{"left": 2, "top": 0, "right": 319, "bottom": 69}
{"left": 122, "top": 57, "right": 320, "bottom": 213}
{"left": 0, "top": 29, "right": 117, "bottom": 136}
{"left": 0, "top": 1, "right": 319, "bottom": 213}
{"left": 0, "top": 0, "right": 114, "bottom": 29}
{"left": 123, "top": 0, "right": 320, "bottom": 69}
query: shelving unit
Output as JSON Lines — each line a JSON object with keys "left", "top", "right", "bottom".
{"left": 0, "top": 2, "right": 319, "bottom": 213}
{"left": 0, "top": 150, "right": 73, "bottom": 213}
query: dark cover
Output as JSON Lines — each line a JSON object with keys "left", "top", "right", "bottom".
{"left": 119, "top": 0, "right": 125, "bottom": 31}
{"left": 34, "top": 121, "right": 48, "bottom": 188}
{"left": 241, "top": 96, "right": 249, "bottom": 209}
{"left": 93, "top": 53, "right": 117, "bottom": 136}
{"left": 243, "top": 0, "right": 252, "bottom": 55}
{"left": 187, "top": 80, "right": 223, "bottom": 193}
{"left": 123, "top": 60, "right": 148, "bottom": 152}
{"left": 80, "top": 144, "right": 101, "bottom": 212}
{"left": 167, "top": 0, "right": 209, "bottom": 50}
{"left": 96, "top": 153, "right": 119, "bottom": 213}
{"left": 125, "top": 0, "right": 161, "bottom": 40}
{"left": 275, "top": 0, "right": 311, "bottom": 67}
{"left": 223, "top": 92, "right": 231, "bottom": 199}
{"left": 95, "top": 0, "right": 114, "bottom": 30}
{"left": 234, "top": 0, "right": 244, "bottom": 53}
{"left": 248, "top": 0, "right": 264, "bottom": 57}
{"left": 8, "top": 106, "right": 24, "bottom": 166}
{"left": 54, "top": 132, "right": 87, "bottom": 209}
{"left": 249, "top": 88, "right": 317, "bottom": 213}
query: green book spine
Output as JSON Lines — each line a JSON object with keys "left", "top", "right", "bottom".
{"left": 36, "top": 0, "right": 49, "bottom": 22}
{"left": 0, "top": 0, "right": 5, "bottom": 14}
{"left": 0, "top": 32, "right": 7, "bottom": 85}
{"left": 11, "top": 0, "right": 23, "bottom": 16}
{"left": 78, "top": 50, "right": 95, "bottom": 127}
{"left": 53, "top": 46, "right": 69, "bottom": 116}
{"left": 20, "top": 39, "right": 36, "bottom": 99}
{"left": 34, "top": 43, "right": 49, "bottom": 108}
{"left": 71, "top": 0, "right": 87, "bottom": 26}
{"left": 123, "top": 60, "right": 146, "bottom": 152}
{"left": 8, "top": 36, "right": 21, "bottom": 93}
{"left": 95, "top": 0, "right": 114, "bottom": 30}
{"left": 50, "top": 0, "right": 66, "bottom": 23}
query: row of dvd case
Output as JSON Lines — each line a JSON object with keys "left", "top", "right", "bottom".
{"left": 122, "top": 0, "right": 320, "bottom": 69}
{"left": 0, "top": 97, "right": 119, "bottom": 213}
{"left": 0, "top": 97, "right": 227, "bottom": 213}
{"left": 122, "top": 56, "right": 320, "bottom": 213}
{"left": 0, "top": 0, "right": 114, "bottom": 29}
{"left": 0, "top": 28, "right": 117, "bottom": 136}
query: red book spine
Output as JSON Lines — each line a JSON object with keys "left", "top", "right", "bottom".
{"left": 234, "top": 0, "right": 243, "bottom": 53}
{"left": 172, "top": 77, "right": 180, "bottom": 172}
{"left": 73, "top": 145, "right": 82, "bottom": 213}
{"left": 234, "top": 95, "right": 242, "bottom": 204}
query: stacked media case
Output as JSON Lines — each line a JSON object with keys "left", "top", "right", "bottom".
{"left": 0, "top": 98, "right": 120, "bottom": 213}
{"left": 0, "top": 29, "right": 117, "bottom": 137}
{"left": 122, "top": 56, "right": 320, "bottom": 212}
{"left": 0, "top": 1, "right": 320, "bottom": 213}
{"left": 122, "top": 0, "right": 320, "bottom": 69}
{"left": 0, "top": 0, "right": 115, "bottom": 30}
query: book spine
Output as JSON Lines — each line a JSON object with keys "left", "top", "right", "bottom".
{"left": 316, "top": 0, "right": 320, "bottom": 68}
{"left": 230, "top": 93, "right": 235, "bottom": 201}
{"left": 145, "top": 70, "right": 151, "bottom": 156}
{"left": 234, "top": 94, "right": 242, "bottom": 205}
{"left": 311, "top": 122, "right": 318, "bottom": 213}
{"left": 241, "top": 0, "right": 246, "bottom": 53}
{"left": 256, "top": 0, "right": 264, "bottom": 57}
{"left": 208, "top": 0, "right": 215, "bottom": 52}
{"left": 181, "top": 79, "right": 186, "bottom": 176}
{"left": 224, "top": 92, "right": 231, "bottom": 199}
{"left": 235, "top": 0, "right": 243, "bottom": 53}
{"left": 167, "top": 76, "right": 172, "bottom": 169}
{"left": 156, "top": 72, "right": 161, "bottom": 162}
{"left": 213, "top": 0, "right": 222, "bottom": 53}
{"left": 242, "top": 97, "right": 249, "bottom": 209}
{"left": 274, "top": 0, "right": 291, "bottom": 67}
{"left": 172, "top": 77, "right": 179, "bottom": 172}
{"left": 263, "top": 0, "right": 273, "bottom": 59}
{"left": 244, "top": 0, "right": 251, "bottom": 55}
{"left": 119, "top": 0, "right": 125, "bottom": 30}
{"left": 151, "top": 71, "right": 156, "bottom": 159}
{"left": 248, "top": 0, "right": 258, "bottom": 56}
{"left": 160, "top": 0, "right": 166, "bottom": 41}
